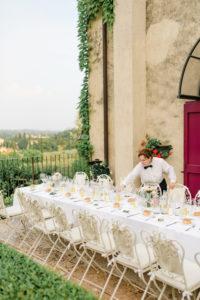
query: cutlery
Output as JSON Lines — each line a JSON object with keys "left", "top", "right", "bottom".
{"left": 145, "top": 216, "right": 155, "bottom": 221}
{"left": 127, "top": 212, "right": 140, "bottom": 218}
{"left": 166, "top": 221, "right": 177, "bottom": 227}
{"left": 185, "top": 225, "right": 195, "bottom": 231}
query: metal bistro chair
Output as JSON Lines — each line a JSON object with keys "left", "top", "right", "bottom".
{"left": 16, "top": 188, "right": 53, "bottom": 223}
{"left": 48, "top": 204, "right": 82, "bottom": 271}
{"left": 104, "top": 222, "right": 157, "bottom": 300}
{"left": 73, "top": 172, "right": 89, "bottom": 186}
{"left": 142, "top": 232, "right": 200, "bottom": 300}
{"left": 194, "top": 190, "right": 200, "bottom": 206}
{"left": 168, "top": 183, "right": 192, "bottom": 206}
{"left": 0, "top": 190, "right": 24, "bottom": 244}
{"left": 195, "top": 252, "right": 200, "bottom": 300}
{"left": 68, "top": 210, "right": 115, "bottom": 299}
{"left": 19, "top": 199, "right": 58, "bottom": 263}
{"left": 97, "top": 174, "right": 113, "bottom": 190}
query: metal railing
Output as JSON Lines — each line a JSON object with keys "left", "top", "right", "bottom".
{"left": 0, "top": 153, "right": 89, "bottom": 203}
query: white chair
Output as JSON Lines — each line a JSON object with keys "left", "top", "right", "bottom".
{"left": 194, "top": 190, "right": 200, "bottom": 206}
{"left": 142, "top": 232, "right": 200, "bottom": 300}
{"left": 18, "top": 199, "right": 58, "bottom": 263}
{"left": 73, "top": 172, "right": 89, "bottom": 185}
{"left": 168, "top": 184, "right": 192, "bottom": 206}
{"left": 105, "top": 222, "right": 156, "bottom": 300}
{"left": 48, "top": 205, "right": 82, "bottom": 271}
{"left": 68, "top": 210, "right": 115, "bottom": 299}
{"left": 0, "top": 190, "right": 24, "bottom": 243}
{"left": 195, "top": 252, "right": 200, "bottom": 300}
{"left": 97, "top": 174, "right": 113, "bottom": 189}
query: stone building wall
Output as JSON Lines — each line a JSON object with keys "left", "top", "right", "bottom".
{"left": 146, "top": 0, "right": 200, "bottom": 183}
{"left": 88, "top": 0, "right": 200, "bottom": 184}
{"left": 88, "top": 15, "right": 104, "bottom": 161}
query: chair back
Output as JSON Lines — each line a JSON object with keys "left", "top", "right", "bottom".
{"left": 194, "top": 190, "right": 200, "bottom": 206}
{"left": 77, "top": 210, "right": 100, "bottom": 243}
{"left": 49, "top": 205, "right": 70, "bottom": 232}
{"left": 0, "top": 191, "right": 7, "bottom": 217}
{"left": 15, "top": 189, "right": 29, "bottom": 213}
{"left": 73, "top": 172, "right": 88, "bottom": 185}
{"left": 112, "top": 222, "right": 137, "bottom": 259}
{"left": 168, "top": 184, "right": 191, "bottom": 205}
{"left": 149, "top": 232, "right": 186, "bottom": 285}
{"left": 76, "top": 210, "right": 113, "bottom": 253}
{"left": 195, "top": 252, "right": 200, "bottom": 268}
{"left": 97, "top": 174, "right": 113, "bottom": 189}
{"left": 29, "top": 199, "right": 45, "bottom": 224}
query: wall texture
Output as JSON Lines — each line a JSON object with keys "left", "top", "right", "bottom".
{"left": 146, "top": 0, "right": 200, "bottom": 183}
{"left": 88, "top": 0, "right": 200, "bottom": 184}
{"left": 88, "top": 15, "right": 104, "bottom": 161}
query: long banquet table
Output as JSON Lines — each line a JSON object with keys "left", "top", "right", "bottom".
{"left": 14, "top": 185, "right": 200, "bottom": 262}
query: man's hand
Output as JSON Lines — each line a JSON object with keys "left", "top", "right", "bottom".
{"left": 169, "top": 182, "right": 176, "bottom": 189}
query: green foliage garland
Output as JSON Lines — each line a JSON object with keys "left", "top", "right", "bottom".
{"left": 77, "top": 0, "right": 114, "bottom": 161}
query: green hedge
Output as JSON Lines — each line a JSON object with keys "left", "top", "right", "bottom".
{"left": 0, "top": 243, "right": 96, "bottom": 300}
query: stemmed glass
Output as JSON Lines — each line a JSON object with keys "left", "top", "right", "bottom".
{"left": 40, "top": 173, "right": 49, "bottom": 187}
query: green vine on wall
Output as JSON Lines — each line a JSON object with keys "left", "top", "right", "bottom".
{"left": 77, "top": 0, "right": 114, "bottom": 162}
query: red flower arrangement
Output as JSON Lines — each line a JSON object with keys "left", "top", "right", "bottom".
{"left": 141, "top": 135, "right": 173, "bottom": 159}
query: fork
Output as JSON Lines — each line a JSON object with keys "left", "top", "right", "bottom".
{"left": 166, "top": 221, "right": 177, "bottom": 227}
{"left": 185, "top": 225, "right": 195, "bottom": 231}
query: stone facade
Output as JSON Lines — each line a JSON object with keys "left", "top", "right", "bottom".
{"left": 88, "top": 0, "right": 200, "bottom": 184}
{"left": 146, "top": 0, "right": 200, "bottom": 184}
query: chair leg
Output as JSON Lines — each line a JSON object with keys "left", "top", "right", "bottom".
{"left": 67, "top": 249, "right": 86, "bottom": 280}
{"left": 99, "top": 263, "right": 116, "bottom": 300}
{"left": 28, "top": 232, "right": 44, "bottom": 258}
{"left": 158, "top": 283, "right": 167, "bottom": 300}
{"left": 152, "top": 279, "right": 169, "bottom": 300}
{"left": 197, "top": 291, "right": 200, "bottom": 300}
{"left": 181, "top": 292, "right": 192, "bottom": 300}
{"left": 41, "top": 235, "right": 59, "bottom": 265}
{"left": 28, "top": 232, "right": 46, "bottom": 256}
{"left": 172, "top": 288, "right": 177, "bottom": 300}
{"left": 4, "top": 219, "right": 22, "bottom": 245}
{"left": 18, "top": 226, "right": 34, "bottom": 249}
{"left": 79, "top": 251, "right": 96, "bottom": 285}
{"left": 141, "top": 277, "right": 153, "bottom": 300}
{"left": 54, "top": 242, "right": 72, "bottom": 270}
{"left": 110, "top": 266, "right": 127, "bottom": 300}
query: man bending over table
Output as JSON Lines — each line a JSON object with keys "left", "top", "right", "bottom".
{"left": 121, "top": 149, "right": 176, "bottom": 194}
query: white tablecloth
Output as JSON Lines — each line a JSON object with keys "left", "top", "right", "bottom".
{"left": 14, "top": 186, "right": 200, "bottom": 262}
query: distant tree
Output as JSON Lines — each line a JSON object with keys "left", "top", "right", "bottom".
{"left": 17, "top": 136, "right": 28, "bottom": 150}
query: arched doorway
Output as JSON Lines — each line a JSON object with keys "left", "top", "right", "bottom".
{"left": 179, "top": 38, "right": 200, "bottom": 197}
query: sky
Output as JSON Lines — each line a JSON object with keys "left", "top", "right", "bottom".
{"left": 0, "top": 0, "right": 82, "bottom": 131}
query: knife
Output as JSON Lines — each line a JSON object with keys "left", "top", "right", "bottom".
{"left": 166, "top": 221, "right": 177, "bottom": 227}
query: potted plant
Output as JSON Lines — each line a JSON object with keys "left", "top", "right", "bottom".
{"left": 89, "top": 159, "right": 111, "bottom": 180}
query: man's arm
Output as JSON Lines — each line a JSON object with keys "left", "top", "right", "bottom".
{"left": 161, "top": 159, "right": 176, "bottom": 188}
{"left": 121, "top": 163, "right": 141, "bottom": 187}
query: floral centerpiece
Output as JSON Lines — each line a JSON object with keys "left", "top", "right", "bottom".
{"left": 141, "top": 135, "right": 173, "bottom": 159}
{"left": 139, "top": 184, "right": 160, "bottom": 208}
{"left": 52, "top": 172, "right": 62, "bottom": 186}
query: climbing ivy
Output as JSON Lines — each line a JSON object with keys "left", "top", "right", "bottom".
{"left": 77, "top": 0, "right": 114, "bottom": 161}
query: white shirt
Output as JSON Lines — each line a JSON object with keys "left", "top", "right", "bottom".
{"left": 122, "top": 157, "right": 176, "bottom": 187}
